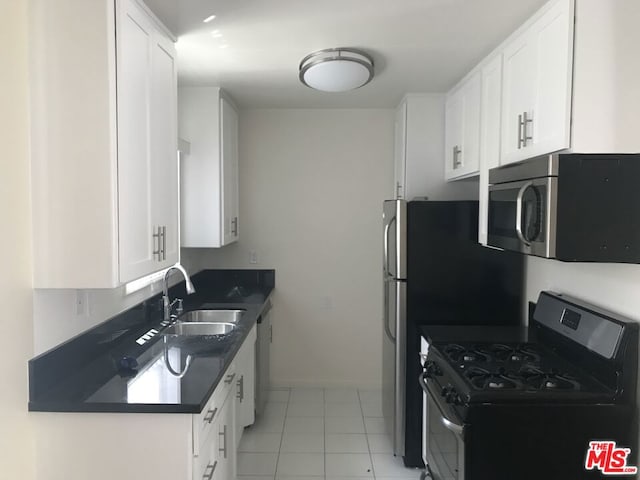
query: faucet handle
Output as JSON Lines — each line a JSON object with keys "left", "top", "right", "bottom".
{"left": 176, "top": 298, "right": 184, "bottom": 315}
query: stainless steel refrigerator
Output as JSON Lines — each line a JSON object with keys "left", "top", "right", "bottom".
{"left": 382, "top": 199, "right": 407, "bottom": 458}
{"left": 382, "top": 199, "right": 524, "bottom": 465}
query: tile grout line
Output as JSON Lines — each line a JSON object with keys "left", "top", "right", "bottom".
{"left": 273, "top": 387, "right": 290, "bottom": 480}
{"left": 359, "top": 388, "right": 376, "bottom": 480}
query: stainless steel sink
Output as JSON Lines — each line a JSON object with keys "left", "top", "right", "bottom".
{"left": 179, "top": 309, "right": 245, "bottom": 324}
{"left": 163, "top": 321, "right": 237, "bottom": 336}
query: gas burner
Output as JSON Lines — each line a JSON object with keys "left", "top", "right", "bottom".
{"left": 444, "top": 344, "right": 491, "bottom": 364}
{"left": 519, "top": 366, "right": 581, "bottom": 391}
{"left": 465, "top": 366, "right": 521, "bottom": 390}
{"left": 487, "top": 344, "right": 541, "bottom": 364}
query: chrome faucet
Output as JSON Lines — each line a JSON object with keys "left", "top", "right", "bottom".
{"left": 162, "top": 264, "right": 196, "bottom": 321}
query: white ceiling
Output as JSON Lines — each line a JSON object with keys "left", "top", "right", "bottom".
{"left": 145, "top": 0, "right": 548, "bottom": 108}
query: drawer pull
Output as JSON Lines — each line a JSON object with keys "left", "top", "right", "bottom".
{"left": 237, "top": 375, "right": 244, "bottom": 402}
{"left": 203, "top": 461, "right": 217, "bottom": 480}
{"left": 224, "top": 373, "right": 236, "bottom": 385}
{"left": 219, "top": 424, "right": 228, "bottom": 458}
{"left": 203, "top": 407, "right": 218, "bottom": 424}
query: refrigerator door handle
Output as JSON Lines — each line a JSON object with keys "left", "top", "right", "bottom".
{"left": 383, "top": 216, "right": 396, "bottom": 278}
{"left": 383, "top": 279, "right": 396, "bottom": 342}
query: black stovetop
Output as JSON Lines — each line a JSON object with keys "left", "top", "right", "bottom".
{"left": 429, "top": 340, "right": 616, "bottom": 404}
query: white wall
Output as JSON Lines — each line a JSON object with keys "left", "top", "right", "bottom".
{"left": 194, "top": 108, "right": 395, "bottom": 388}
{"left": 0, "top": 0, "right": 35, "bottom": 477}
{"left": 526, "top": 257, "right": 640, "bottom": 321}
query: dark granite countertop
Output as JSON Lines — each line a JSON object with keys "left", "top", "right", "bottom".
{"left": 29, "top": 269, "right": 274, "bottom": 414}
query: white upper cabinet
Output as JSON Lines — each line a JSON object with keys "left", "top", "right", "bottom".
{"left": 179, "top": 88, "right": 240, "bottom": 248}
{"left": 478, "top": 54, "right": 503, "bottom": 245}
{"left": 500, "top": 0, "right": 574, "bottom": 165}
{"left": 445, "top": 71, "right": 482, "bottom": 180}
{"left": 393, "top": 101, "right": 408, "bottom": 199}
{"left": 117, "top": 0, "right": 179, "bottom": 283}
{"left": 30, "top": 0, "right": 178, "bottom": 288}
{"left": 221, "top": 98, "right": 240, "bottom": 246}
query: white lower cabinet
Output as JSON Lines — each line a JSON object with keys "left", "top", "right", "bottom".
{"left": 193, "top": 364, "right": 237, "bottom": 480}
{"left": 235, "top": 325, "right": 257, "bottom": 446}
{"left": 34, "top": 328, "right": 258, "bottom": 480}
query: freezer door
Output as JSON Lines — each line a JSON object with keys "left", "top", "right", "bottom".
{"left": 382, "top": 277, "right": 406, "bottom": 457}
{"left": 383, "top": 200, "right": 407, "bottom": 280}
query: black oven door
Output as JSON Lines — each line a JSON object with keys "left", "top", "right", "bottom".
{"left": 487, "top": 177, "right": 557, "bottom": 258}
{"left": 419, "top": 373, "right": 465, "bottom": 480}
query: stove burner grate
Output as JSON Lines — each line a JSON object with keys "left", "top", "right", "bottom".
{"left": 444, "top": 344, "right": 491, "bottom": 364}
{"left": 519, "top": 366, "right": 581, "bottom": 391}
{"left": 465, "top": 366, "right": 521, "bottom": 390}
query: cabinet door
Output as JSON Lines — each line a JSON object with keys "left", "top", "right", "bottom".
{"left": 445, "top": 71, "right": 481, "bottom": 180}
{"left": 235, "top": 325, "right": 257, "bottom": 446}
{"left": 529, "top": 0, "right": 573, "bottom": 157}
{"left": 151, "top": 31, "right": 179, "bottom": 268}
{"left": 501, "top": 0, "right": 573, "bottom": 165}
{"left": 444, "top": 89, "right": 464, "bottom": 179}
{"left": 220, "top": 97, "right": 239, "bottom": 246}
{"left": 461, "top": 73, "right": 481, "bottom": 176}
{"left": 393, "top": 102, "right": 407, "bottom": 199}
{"left": 501, "top": 30, "right": 537, "bottom": 165}
{"left": 117, "top": 0, "right": 158, "bottom": 283}
{"left": 216, "top": 393, "right": 236, "bottom": 480}
{"left": 479, "top": 55, "right": 503, "bottom": 244}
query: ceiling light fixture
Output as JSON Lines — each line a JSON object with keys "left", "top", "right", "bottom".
{"left": 299, "top": 47, "right": 374, "bottom": 93}
{"left": 203, "top": 14, "right": 216, "bottom": 23}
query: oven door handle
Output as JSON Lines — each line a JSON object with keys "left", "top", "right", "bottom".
{"left": 515, "top": 181, "right": 533, "bottom": 246}
{"left": 418, "top": 372, "right": 465, "bottom": 436}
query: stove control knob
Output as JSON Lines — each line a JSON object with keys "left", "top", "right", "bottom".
{"left": 424, "top": 361, "right": 442, "bottom": 378}
{"left": 445, "top": 388, "right": 458, "bottom": 404}
{"left": 440, "top": 386, "right": 451, "bottom": 397}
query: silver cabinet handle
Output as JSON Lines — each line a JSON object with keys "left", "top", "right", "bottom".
{"left": 270, "top": 324, "right": 273, "bottom": 343}
{"left": 161, "top": 225, "right": 167, "bottom": 260}
{"left": 515, "top": 181, "right": 534, "bottom": 246}
{"left": 452, "top": 146, "right": 462, "bottom": 169}
{"left": 153, "top": 226, "right": 162, "bottom": 260}
{"left": 237, "top": 375, "right": 244, "bottom": 402}
{"left": 218, "top": 424, "right": 228, "bottom": 458}
{"left": 231, "top": 217, "right": 238, "bottom": 236}
{"left": 203, "top": 461, "right": 217, "bottom": 480}
{"left": 395, "top": 182, "right": 402, "bottom": 199}
{"left": 224, "top": 373, "right": 236, "bottom": 385}
{"left": 522, "top": 111, "right": 533, "bottom": 147}
{"left": 518, "top": 114, "right": 523, "bottom": 149}
{"left": 203, "top": 407, "right": 218, "bottom": 424}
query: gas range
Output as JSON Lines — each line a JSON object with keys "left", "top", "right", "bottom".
{"left": 419, "top": 291, "right": 638, "bottom": 480}
{"left": 426, "top": 340, "right": 615, "bottom": 404}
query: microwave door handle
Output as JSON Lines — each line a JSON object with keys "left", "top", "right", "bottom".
{"left": 515, "top": 181, "right": 533, "bottom": 246}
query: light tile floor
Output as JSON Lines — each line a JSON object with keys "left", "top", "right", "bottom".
{"left": 237, "top": 387, "right": 422, "bottom": 480}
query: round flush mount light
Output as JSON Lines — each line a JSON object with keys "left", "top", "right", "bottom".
{"left": 299, "top": 48, "right": 374, "bottom": 93}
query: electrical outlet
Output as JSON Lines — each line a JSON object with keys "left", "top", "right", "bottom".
{"left": 249, "top": 250, "right": 258, "bottom": 264}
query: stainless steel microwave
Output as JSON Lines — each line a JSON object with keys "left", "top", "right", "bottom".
{"left": 488, "top": 153, "right": 640, "bottom": 263}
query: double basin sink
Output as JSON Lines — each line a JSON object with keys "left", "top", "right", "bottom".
{"left": 162, "top": 309, "right": 245, "bottom": 337}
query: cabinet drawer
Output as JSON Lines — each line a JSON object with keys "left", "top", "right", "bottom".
{"left": 193, "top": 363, "right": 236, "bottom": 455}
{"left": 193, "top": 448, "right": 219, "bottom": 480}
